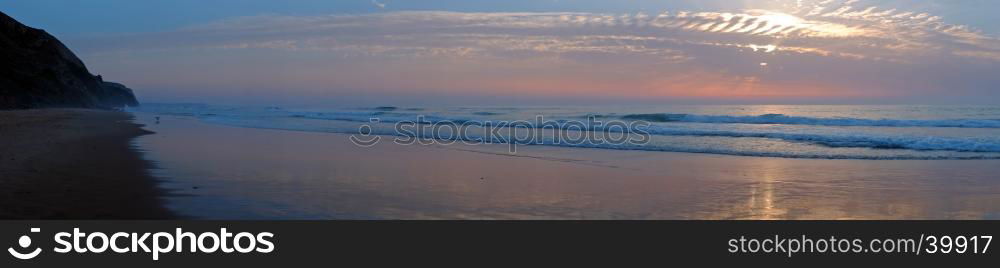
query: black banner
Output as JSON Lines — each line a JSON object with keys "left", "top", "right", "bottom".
{"left": 1, "top": 221, "right": 996, "bottom": 266}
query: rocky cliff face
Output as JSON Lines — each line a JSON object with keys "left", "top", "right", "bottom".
{"left": 0, "top": 11, "right": 139, "bottom": 109}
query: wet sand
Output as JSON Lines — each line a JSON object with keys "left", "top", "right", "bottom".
{"left": 0, "top": 109, "right": 171, "bottom": 219}
{"left": 136, "top": 114, "right": 1000, "bottom": 220}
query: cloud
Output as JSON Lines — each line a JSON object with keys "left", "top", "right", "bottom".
{"left": 105, "top": 0, "right": 998, "bottom": 62}
{"left": 372, "top": 0, "right": 386, "bottom": 9}
{"left": 70, "top": 0, "right": 1000, "bottom": 102}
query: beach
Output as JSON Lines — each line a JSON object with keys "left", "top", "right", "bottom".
{"left": 135, "top": 112, "right": 1000, "bottom": 220}
{"left": 2, "top": 108, "right": 999, "bottom": 220}
{"left": 0, "top": 109, "right": 171, "bottom": 219}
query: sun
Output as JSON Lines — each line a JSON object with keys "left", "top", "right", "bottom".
{"left": 745, "top": 9, "right": 868, "bottom": 38}
{"left": 751, "top": 10, "right": 806, "bottom": 28}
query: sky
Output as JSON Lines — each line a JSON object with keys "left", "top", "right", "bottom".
{"left": 4, "top": 0, "right": 1000, "bottom": 105}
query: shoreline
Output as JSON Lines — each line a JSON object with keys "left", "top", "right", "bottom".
{"left": 0, "top": 109, "right": 173, "bottom": 219}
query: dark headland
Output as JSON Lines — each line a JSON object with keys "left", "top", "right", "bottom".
{"left": 0, "top": 11, "right": 171, "bottom": 219}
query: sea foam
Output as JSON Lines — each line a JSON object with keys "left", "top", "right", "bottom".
{"left": 621, "top": 113, "right": 1000, "bottom": 128}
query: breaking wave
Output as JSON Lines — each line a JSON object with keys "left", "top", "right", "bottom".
{"left": 620, "top": 113, "right": 1000, "bottom": 128}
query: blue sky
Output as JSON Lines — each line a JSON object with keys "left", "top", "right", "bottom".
{"left": 4, "top": 1, "right": 1000, "bottom": 104}
{"left": 7, "top": 0, "right": 999, "bottom": 35}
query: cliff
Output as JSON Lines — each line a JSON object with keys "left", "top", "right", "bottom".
{"left": 0, "top": 11, "right": 139, "bottom": 109}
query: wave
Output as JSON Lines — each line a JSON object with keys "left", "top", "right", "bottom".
{"left": 621, "top": 113, "right": 1000, "bottom": 128}
{"left": 641, "top": 127, "right": 1000, "bottom": 153}
{"left": 237, "top": 113, "right": 1000, "bottom": 154}
{"left": 286, "top": 111, "right": 471, "bottom": 124}
{"left": 200, "top": 117, "right": 1000, "bottom": 160}
{"left": 284, "top": 112, "right": 1000, "bottom": 153}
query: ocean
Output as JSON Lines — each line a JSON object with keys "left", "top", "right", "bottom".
{"left": 133, "top": 103, "right": 1000, "bottom": 160}
{"left": 129, "top": 104, "right": 1000, "bottom": 219}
